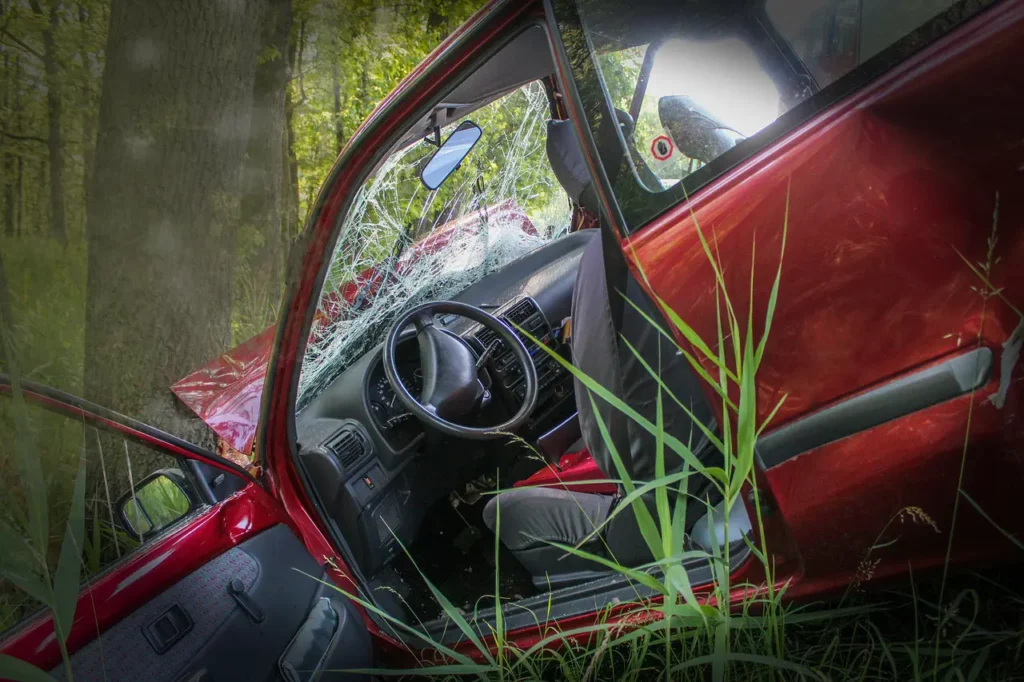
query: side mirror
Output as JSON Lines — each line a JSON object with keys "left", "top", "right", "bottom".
{"left": 115, "top": 469, "right": 195, "bottom": 540}
{"left": 658, "top": 95, "right": 744, "bottom": 165}
{"left": 420, "top": 121, "right": 482, "bottom": 190}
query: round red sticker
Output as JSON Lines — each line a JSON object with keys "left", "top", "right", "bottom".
{"left": 651, "top": 135, "right": 674, "bottom": 161}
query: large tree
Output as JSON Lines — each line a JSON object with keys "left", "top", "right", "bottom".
{"left": 27, "top": 0, "right": 67, "bottom": 243}
{"left": 84, "top": 0, "right": 268, "bottom": 441}
{"left": 240, "top": 0, "right": 293, "bottom": 323}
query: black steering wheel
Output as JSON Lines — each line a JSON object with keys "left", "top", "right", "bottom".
{"left": 383, "top": 301, "right": 538, "bottom": 439}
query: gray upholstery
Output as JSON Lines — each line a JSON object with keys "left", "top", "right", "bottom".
{"left": 483, "top": 486, "right": 611, "bottom": 552}
{"left": 53, "top": 547, "right": 259, "bottom": 682}
{"left": 485, "top": 125, "right": 718, "bottom": 585}
{"left": 572, "top": 234, "right": 715, "bottom": 483}
{"left": 546, "top": 119, "right": 600, "bottom": 215}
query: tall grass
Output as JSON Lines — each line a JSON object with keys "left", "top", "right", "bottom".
{"left": 308, "top": 186, "right": 797, "bottom": 681}
{"left": 0, "top": 248, "right": 88, "bottom": 682}
{"left": 313, "top": 189, "right": 1024, "bottom": 681}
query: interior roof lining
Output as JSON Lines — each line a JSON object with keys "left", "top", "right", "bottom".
{"left": 393, "top": 24, "right": 556, "bottom": 151}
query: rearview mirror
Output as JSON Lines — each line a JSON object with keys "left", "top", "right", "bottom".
{"left": 420, "top": 121, "right": 482, "bottom": 190}
{"left": 658, "top": 95, "right": 744, "bottom": 165}
{"left": 116, "top": 469, "right": 195, "bottom": 540}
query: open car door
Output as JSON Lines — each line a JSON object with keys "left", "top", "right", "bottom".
{"left": 0, "top": 377, "right": 372, "bottom": 682}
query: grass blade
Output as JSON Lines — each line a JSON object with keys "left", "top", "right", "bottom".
{"left": 0, "top": 654, "right": 55, "bottom": 682}
{"left": 52, "top": 448, "right": 87, "bottom": 643}
{"left": 519, "top": 324, "right": 712, "bottom": 477}
{"left": 620, "top": 333, "right": 726, "bottom": 454}
{"left": 538, "top": 539, "right": 667, "bottom": 595}
{"left": 0, "top": 522, "right": 50, "bottom": 605}
{"left": 621, "top": 293, "right": 738, "bottom": 410}
{"left": 755, "top": 182, "right": 789, "bottom": 367}
{"left": 588, "top": 393, "right": 664, "bottom": 560}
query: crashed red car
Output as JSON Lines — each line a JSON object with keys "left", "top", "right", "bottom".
{"left": 4, "top": 0, "right": 1024, "bottom": 678}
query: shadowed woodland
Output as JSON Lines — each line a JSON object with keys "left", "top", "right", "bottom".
{"left": 0, "top": 0, "right": 482, "bottom": 631}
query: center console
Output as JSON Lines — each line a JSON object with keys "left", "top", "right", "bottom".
{"left": 468, "top": 297, "right": 575, "bottom": 433}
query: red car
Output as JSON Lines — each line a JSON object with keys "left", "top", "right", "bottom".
{"left": 4, "top": 0, "right": 1023, "bottom": 678}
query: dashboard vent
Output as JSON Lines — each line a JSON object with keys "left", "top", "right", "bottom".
{"left": 323, "top": 427, "right": 366, "bottom": 469}
{"left": 504, "top": 298, "right": 538, "bottom": 328}
{"left": 473, "top": 299, "right": 541, "bottom": 349}
{"left": 475, "top": 326, "right": 499, "bottom": 348}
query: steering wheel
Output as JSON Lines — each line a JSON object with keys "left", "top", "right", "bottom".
{"left": 383, "top": 301, "right": 538, "bottom": 439}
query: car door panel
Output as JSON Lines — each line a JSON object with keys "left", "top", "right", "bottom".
{"left": 49, "top": 525, "right": 369, "bottom": 682}
{"left": 2, "top": 481, "right": 283, "bottom": 671}
{"left": 0, "top": 379, "right": 372, "bottom": 679}
{"left": 626, "top": 2, "right": 1024, "bottom": 582}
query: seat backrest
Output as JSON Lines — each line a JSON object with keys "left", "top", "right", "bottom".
{"left": 570, "top": 234, "right": 717, "bottom": 484}
{"left": 546, "top": 119, "right": 600, "bottom": 216}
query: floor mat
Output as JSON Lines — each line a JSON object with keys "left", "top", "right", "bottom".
{"left": 389, "top": 490, "right": 537, "bottom": 622}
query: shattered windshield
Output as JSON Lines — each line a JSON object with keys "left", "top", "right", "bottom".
{"left": 298, "top": 82, "right": 570, "bottom": 406}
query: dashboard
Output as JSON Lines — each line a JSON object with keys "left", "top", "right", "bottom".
{"left": 365, "top": 342, "right": 424, "bottom": 450}
{"left": 293, "top": 229, "right": 597, "bottom": 577}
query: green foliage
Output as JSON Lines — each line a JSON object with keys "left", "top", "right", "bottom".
{"left": 313, "top": 187, "right": 1024, "bottom": 681}
{"left": 0, "top": 319, "right": 86, "bottom": 679}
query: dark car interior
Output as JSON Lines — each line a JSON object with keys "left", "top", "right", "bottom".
{"left": 292, "top": 20, "right": 765, "bottom": 631}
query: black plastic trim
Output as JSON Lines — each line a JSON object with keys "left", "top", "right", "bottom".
{"left": 758, "top": 347, "right": 993, "bottom": 469}
{"left": 427, "top": 541, "right": 750, "bottom": 646}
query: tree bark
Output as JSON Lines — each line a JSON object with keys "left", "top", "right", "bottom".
{"left": 240, "top": 0, "right": 291, "bottom": 325}
{"left": 78, "top": 2, "right": 97, "bottom": 191}
{"left": 284, "top": 14, "right": 304, "bottom": 238}
{"left": 29, "top": 0, "right": 67, "bottom": 244}
{"left": 2, "top": 52, "right": 14, "bottom": 237}
{"left": 85, "top": 0, "right": 267, "bottom": 441}
{"left": 332, "top": 61, "right": 345, "bottom": 153}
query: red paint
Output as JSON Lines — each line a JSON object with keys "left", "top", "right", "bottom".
{"left": 171, "top": 200, "right": 538, "bottom": 454}
{"left": 513, "top": 448, "right": 618, "bottom": 494}
{"left": 0, "top": 381, "right": 253, "bottom": 483}
{"left": 626, "top": 0, "right": 1024, "bottom": 593}
{"left": 650, "top": 135, "right": 673, "bottom": 161}
{"left": 259, "top": 0, "right": 542, "bottom": 648}
{"left": 0, "top": 483, "right": 285, "bottom": 671}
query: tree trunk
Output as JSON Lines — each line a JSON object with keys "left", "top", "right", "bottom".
{"left": 240, "top": 0, "right": 291, "bottom": 326}
{"left": 14, "top": 154, "right": 22, "bottom": 236}
{"left": 2, "top": 52, "right": 13, "bottom": 237}
{"left": 285, "top": 16, "right": 305, "bottom": 235}
{"left": 29, "top": 0, "right": 67, "bottom": 244}
{"left": 84, "top": 0, "right": 267, "bottom": 441}
{"left": 78, "top": 2, "right": 97, "bottom": 192}
{"left": 332, "top": 61, "right": 345, "bottom": 153}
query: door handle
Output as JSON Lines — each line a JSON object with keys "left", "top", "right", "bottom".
{"left": 143, "top": 603, "right": 193, "bottom": 654}
{"left": 228, "top": 579, "right": 265, "bottom": 624}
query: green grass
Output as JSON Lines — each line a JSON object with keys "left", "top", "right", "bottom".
{"left": 310, "top": 189, "right": 1024, "bottom": 681}
{"left": 3, "top": 179, "right": 1022, "bottom": 680}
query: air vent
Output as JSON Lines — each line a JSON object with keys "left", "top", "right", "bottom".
{"left": 504, "top": 298, "right": 537, "bottom": 327}
{"left": 323, "top": 427, "right": 366, "bottom": 468}
{"left": 475, "top": 327, "right": 499, "bottom": 348}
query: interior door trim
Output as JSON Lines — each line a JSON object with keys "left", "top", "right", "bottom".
{"left": 758, "top": 347, "right": 994, "bottom": 469}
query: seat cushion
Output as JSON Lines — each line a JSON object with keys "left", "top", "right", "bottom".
{"left": 483, "top": 487, "right": 612, "bottom": 552}
{"left": 483, "top": 488, "right": 614, "bottom": 580}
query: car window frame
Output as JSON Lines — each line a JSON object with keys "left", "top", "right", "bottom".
{"left": 0, "top": 376, "right": 254, "bottom": 634}
{"left": 546, "top": 0, "right": 1000, "bottom": 235}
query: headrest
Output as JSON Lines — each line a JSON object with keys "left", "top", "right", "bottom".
{"left": 546, "top": 119, "right": 599, "bottom": 215}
